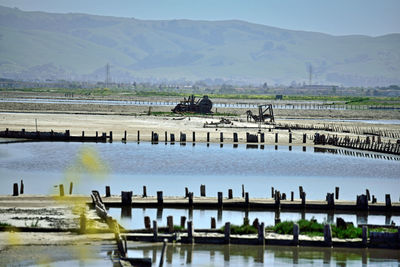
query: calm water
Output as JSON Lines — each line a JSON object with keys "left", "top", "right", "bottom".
{"left": 0, "top": 141, "right": 399, "bottom": 201}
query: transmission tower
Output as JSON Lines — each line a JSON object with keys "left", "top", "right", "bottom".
{"left": 105, "top": 63, "right": 110, "bottom": 88}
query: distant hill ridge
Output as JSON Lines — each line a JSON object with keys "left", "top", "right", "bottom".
{"left": 0, "top": 5, "right": 399, "bottom": 86}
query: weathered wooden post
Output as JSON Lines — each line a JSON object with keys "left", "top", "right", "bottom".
{"left": 293, "top": 223, "right": 299, "bottom": 246}
{"left": 362, "top": 226, "right": 368, "bottom": 247}
{"left": 301, "top": 192, "right": 306, "bottom": 207}
{"left": 82, "top": 131, "right": 85, "bottom": 138}
{"left": 291, "top": 191, "right": 294, "bottom": 201}
{"left": 153, "top": 220, "right": 158, "bottom": 240}
{"left": 185, "top": 187, "right": 189, "bottom": 198}
{"left": 228, "top": 189, "right": 233, "bottom": 199}
{"left": 192, "top": 132, "right": 196, "bottom": 143}
{"left": 105, "top": 186, "right": 111, "bottom": 197}
{"left": 142, "top": 186, "right": 147, "bottom": 197}
{"left": 366, "top": 189, "right": 371, "bottom": 201}
{"left": 303, "top": 133, "right": 307, "bottom": 144}
{"left": 356, "top": 194, "right": 368, "bottom": 211}
{"left": 260, "top": 133, "right": 265, "bottom": 143}
{"left": 299, "top": 186, "right": 303, "bottom": 198}
{"left": 218, "top": 192, "right": 223, "bottom": 207}
{"left": 187, "top": 221, "right": 194, "bottom": 243}
{"left": 69, "top": 182, "right": 73, "bottom": 195}
{"left": 167, "top": 216, "right": 174, "bottom": 233}
{"left": 121, "top": 191, "right": 132, "bottom": 206}
{"left": 289, "top": 132, "right": 292, "bottom": 143}
{"left": 170, "top": 133, "right": 175, "bottom": 143}
{"left": 245, "top": 192, "right": 249, "bottom": 206}
{"left": 327, "top": 193, "right": 334, "bottom": 209}
{"left": 282, "top": 193, "right": 286, "bottom": 200}
{"left": 109, "top": 131, "right": 113, "bottom": 142}
{"left": 335, "top": 187, "right": 339, "bottom": 200}
{"left": 59, "top": 184, "right": 64, "bottom": 197}
{"left": 233, "top": 133, "right": 238, "bottom": 143}
{"left": 188, "top": 192, "right": 193, "bottom": 207}
{"left": 13, "top": 183, "right": 18, "bottom": 196}
{"left": 324, "top": 224, "right": 332, "bottom": 247}
{"left": 20, "top": 180, "right": 24, "bottom": 195}
{"left": 137, "top": 130, "right": 140, "bottom": 142}
{"left": 242, "top": 184, "right": 245, "bottom": 198}
{"left": 275, "top": 133, "right": 278, "bottom": 143}
{"left": 123, "top": 130, "right": 127, "bottom": 142}
{"left": 157, "top": 191, "right": 163, "bottom": 206}
{"left": 144, "top": 216, "right": 151, "bottom": 229}
{"left": 258, "top": 222, "right": 265, "bottom": 245}
{"left": 271, "top": 187, "right": 274, "bottom": 198}
{"left": 164, "top": 131, "right": 168, "bottom": 143}
{"left": 207, "top": 132, "right": 210, "bottom": 143}
{"left": 180, "top": 216, "right": 186, "bottom": 228}
{"left": 220, "top": 132, "right": 224, "bottom": 143}
{"left": 200, "top": 185, "right": 206, "bottom": 197}
{"left": 211, "top": 217, "right": 216, "bottom": 229}
{"left": 385, "top": 194, "right": 392, "bottom": 208}
{"left": 224, "top": 222, "right": 231, "bottom": 244}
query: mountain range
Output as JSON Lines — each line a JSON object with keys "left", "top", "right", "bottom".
{"left": 0, "top": 6, "right": 399, "bottom": 86}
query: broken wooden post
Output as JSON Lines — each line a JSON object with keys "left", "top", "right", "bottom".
{"left": 105, "top": 186, "right": 111, "bottom": 197}
{"left": 324, "top": 224, "right": 332, "bottom": 247}
{"left": 153, "top": 220, "right": 158, "bottom": 240}
{"left": 228, "top": 189, "right": 233, "bottom": 199}
{"left": 301, "top": 192, "right": 306, "bottom": 207}
{"left": 362, "top": 226, "right": 368, "bottom": 247}
{"left": 356, "top": 194, "right": 368, "bottom": 211}
{"left": 192, "top": 131, "right": 195, "bottom": 143}
{"left": 170, "top": 133, "right": 175, "bottom": 143}
{"left": 293, "top": 223, "right": 299, "bottom": 246}
{"left": 218, "top": 192, "right": 223, "bottom": 207}
{"left": 291, "top": 191, "right": 294, "bottom": 201}
{"left": 242, "top": 184, "right": 245, "bottom": 198}
{"left": 82, "top": 131, "right": 85, "bottom": 138}
{"left": 180, "top": 216, "right": 186, "bottom": 228}
{"left": 258, "top": 222, "right": 265, "bottom": 245}
{"left": 275, "top": 191, "right": 281, "bottom": 206}
{"left": 233, "top": 133, "right": 238, "bottom": 143}
{"left": 366, "top": 189, "right": 371, "bottom": 201}
{"left": 185, "top": 187, "right": 189, "bottom": 198}
{"left": 167, "top": 216, "right": 174, "bottom": 233}
{"left": 275, "top": 133, "right": 278, "bottom": 143}
{"left": 157, "top": 191, "right": 163, "bottom": 205}
{"left": 335, "top": 187, "right": 339, "bottom": 200}
{"left": 144, "top": 216, "right": 151, "bottom": 229}
{"left": 141, "top": 186, "right": 147, "bottom": 197}
{"left": 69, "top": 182, "right": 73, "bottom": 195}
{"left": 224, "top": 222, "right": 231, "bottom": 244}
{"left": 299, "top": 186, "right": 303, "bottom": 198}
{"left": 245, "top": 192, "right": 249, "bottom": 206}
{"left": 220, "top": 132, "right": 224, "bottom": 143}
{"left": 200, "top": 185, "right": 206, "bottom": 197}
{"left": 303, "top": 133, "right": 307, "bottom": 144}
{"left": 188, "top": 192, "right": 193, "bottom": 207}
{"left": 59, "top": 184, "right": 64, "bottom": 197}
{"left": 289, "top": 132, "right": 292, "bottom": 143}
{"left": 180, "top": 132, "right": 186, "bottom": 143}
{"left": 260, "top": 133, "right": 265, "bottom": 143}
{"left": 211, "top": 217, "right": 216, "bottom": 229}
{"left": 165, "top": 131, "right": 168, "bottom": 142}
{"left": 326, "top": 193, "right": 334, "bottom": 209}
{"left": 271, "top": 187, "right": 274, "bottom": 198}
{"left": 137, "top": 130, "right": 140, "bottom": 142}
{"left": 386, "top": 194, "right": 392, "bottom": 208}
{"left": 109, "top": 131, "right": 113, "bottom": 142}
{"left": 187, "top": 221, "right": 194, "bottom": 243}
{"left": 12, "top": 183, "right": 18, "bottom": 196}
{"left": 121, "top": 191, "right": 132, "bottom": 206}
{"left": 207, "top": 132, "right": 210, "bottom": 142}
{"left": 123, "top": 130, "right": 127, "bottom": 141}
{"left": 372, "top": 195, "right": 377, "bottom": 203}
{"left": 20, "top": 180, "right": 24, "bottom": 195}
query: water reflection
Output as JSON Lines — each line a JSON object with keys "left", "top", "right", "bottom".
{"left": 126, "top": 244, "right": 400, "bottom": 266}
{"left": 314, "top": 147, "right": 400, "bottom": 161}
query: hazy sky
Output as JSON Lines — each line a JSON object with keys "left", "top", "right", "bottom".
{"left": 0, "top": 0, "right": 399, "bottom": 36}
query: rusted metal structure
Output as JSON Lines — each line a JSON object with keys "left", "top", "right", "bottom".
{"left": 172, "top": 95, "right": 212, "bottom": 114}
{"left": 246, "top": 104, "right": 275, "bottom": 123}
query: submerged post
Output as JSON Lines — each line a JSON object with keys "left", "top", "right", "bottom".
{"left": 207, "top": 132, "right": 210, "bottom": 143}
{"left": 137, "top": 130, "right": 140, "bottom": 142}
{"left": 275, "top": 133, "right": 278, "bottom": 143}
{"left": 220, "top": 132, "right": 224, "bottom": 143}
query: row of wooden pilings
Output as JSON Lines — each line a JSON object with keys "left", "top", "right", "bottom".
{"left": 144, "top": 131, "right": 307, "bottom": 144}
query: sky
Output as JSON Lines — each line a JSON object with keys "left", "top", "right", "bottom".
{"left": 0, "top": 0, "right": 399, "bottom": 36}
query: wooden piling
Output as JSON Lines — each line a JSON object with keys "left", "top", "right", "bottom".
{"left": 362, "top": 226, "right": 368, "bottom": 247}
{"left": 301, "top": 192, "right": 306, "bottom": 207}
{"left": 109, "top": 131, "right": 113, "bottom": 142}
{"left": 170, "top": 133, "right": 175, "bottom": 143}
{"left": 13, "top": 183, "right": 18, "bottom": 196}
{"left": 192, "top": 132, "right": 195, "bottom": 142}
{"left": 303, "top": 134, "right": 307, "bottom": 144}
{"left": 180, "top": 216, "right": 186, "bottom": 228}
{"left": 293, "top": 223, "right": 299, "bottom": 245}
{"left": 220, "top": 132, "right": 224, "bottom": 143}
{"left": 188, "top": 192, "right": 193, "bottom": 207}
{"left": 271, "top": 187, "right": 274, "bottom": 198}
{"left": 80, "top": 213, "right": 86, "bottom": 234}
{"left": 59, "top": 184, "right": 64, "bottom": 197}
{"left": 245, "top": 192, "right": 249, "bottom": 206}
{"left": 187, "top": 221, "right": 194, "bottom": 243}
{"left": 324, "top": 224, "right": 332, "bottom": 247}
{"left": 137, "top": 130, "right": 140, "bottom": 142}
{"left": 211, "top": 217, "right": 216, "bottom": 229}
{"left": 258, "top": 223, "right": 265, "bottom": 245}
{"left": 299, "top": 186, "right": 303, "bottom": 198}
{"left": 123, "top": 130, "right": 127, "bottom": 141}
{"left": 142, "top": 186, "right": 147, "bottom": 197}
{"left": 233, "top": 133, "right": 238, "bottom": 143}
{"left": 69, "top": 182, "right": 73, "bottom": 195}
{"left": 366, "top": 189, "right": 371, "bottom": 201}
{"left": 335, "top": 187, "right": 339, "bottom": 200}
{"left": 165, "top": 131, "right": 168, "bottom": 142}
{"left": 218, "top": 192, "right": 223, "bottom": 207}
{"left": 200, "top": 185, "right": 206, "bottom": 197}
{"left": 224, "top": 222, "right": 231, "bottom": 244}
{"left": 157, "top": 191, "right": 163, "bottom": 205}
{"left": 260, "top": 133, "right": 265, "bottom": 143}
{"left": 180, "top": 132, "right": 186, "bottom": 143}
{"left": 242, "top": 184, "right": 245, "bottom": 198}
{"left": 105, "top": 186, "right": 111, "bottom": 197}
{"left": 228, "top": 189, "right": 233, "bottom": 199}
{"left": 121, "top": 191, "right": 132, "bottom": 206}
{"left": 386, "top": 194, "right": 392, "bottom": 208}
{"left": 153, "top": 220, "right": 158, "bottom": 240}
{"left": 275, "top": 133, "right": 278, "bottom": 143}
{"left": 20, "top": 180, "right": 24, "bottom": 195}
{"left": 167, "top": 216, "right": 174, "bottom": 233}
{"left": 289, "top": 132, "right": 292, "bottom": 143}
{"left": 327, "top": 193, "right": 334, "bottom": 208}
{"left": 144, "top": 216, "right": 151, "bottom": 229}
{"left": 207, "top": 132, "right": 210, "bottom": 143}
{"left": 185, "top": 187, "right": 189, "bottom": 198}
{"left": 356, "top": 194, "right": 368, "bottom": 211}
{"left": 291, "top": 191, "right": 294, "bottom": 201}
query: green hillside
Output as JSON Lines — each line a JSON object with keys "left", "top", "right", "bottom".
{"left": 0, "top": 6, "right": 399, "bottom": 86}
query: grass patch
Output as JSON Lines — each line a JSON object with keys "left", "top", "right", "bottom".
{"left": 220, "top": 224, "right": 258, "bottom": 235}
{"left": 0, "top": 222, "right": 12, "bottom": 227}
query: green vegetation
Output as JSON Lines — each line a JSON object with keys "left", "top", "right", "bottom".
{"left": 221, "top": 224, "right": 258, "bottom": 235}
{"left": 0, "top": 222, "right": 12, "bottom": 227}
{"left": 26, "top": 219, "right": 40, "bottom": 228}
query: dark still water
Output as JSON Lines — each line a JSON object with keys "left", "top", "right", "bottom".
{"left": 0, "top": 141, "right": 399, "bottom": 201}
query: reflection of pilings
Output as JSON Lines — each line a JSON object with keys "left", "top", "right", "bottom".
{"left": 186, "top": 244, "right": 193, "bottom": 264}
{"left": 188, "top": 208, "right": 193, "bottom": 221}
{"left": 217, "top": 208, "right": 222, "bottom": 222}
{"left": 121, "top": 206, "right": 132, "bottom": 218}
{"left": 293, "top": 247, "right": 299, "bottom": 265}
{"left": 223, "top": 244, "right": 230, "bottom": 262}
{"left": 356, "top": 212, "right": 368, "bottom": 225}
{"left": 157, "top": 207, "right": 163, "bottom": 220}
{"left": 314, "top": 147, "right": 400, "bottom": 161}
{"left": 327, "top": 211, "right": 334, "bottom": 224}
{"left": 166, "top": 246, "right": 173, "bottom": 264}
{"left": 255, "top": 245, "right": 264, "bottom": 263}
{"left": 323, "top": 249, "right": 331, "bottom": 264}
